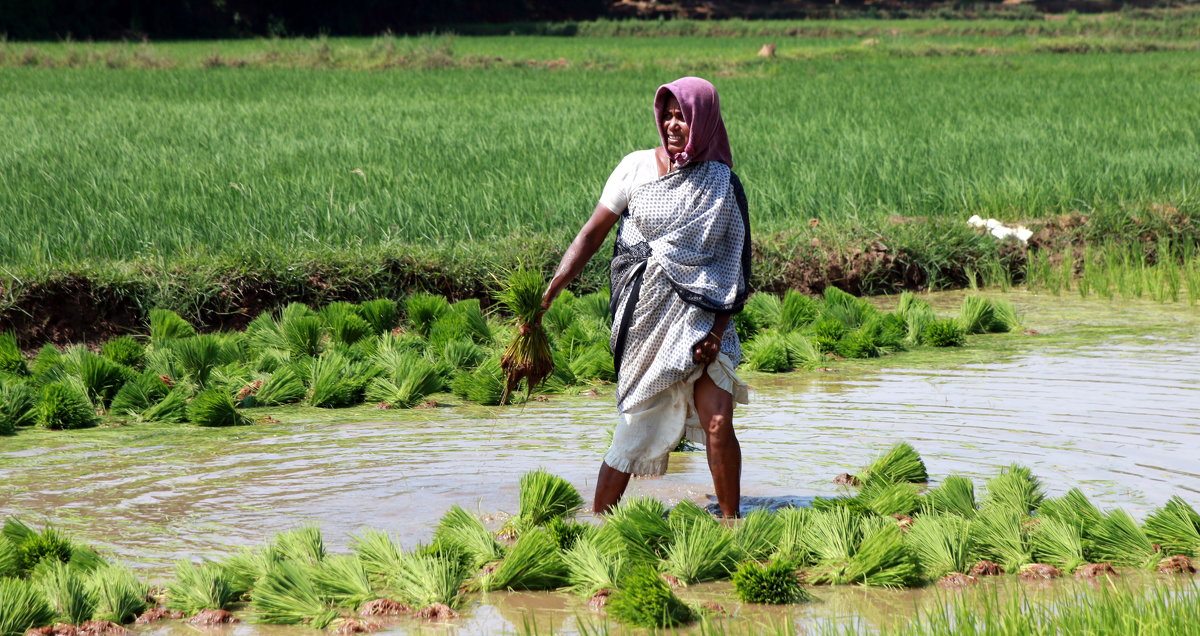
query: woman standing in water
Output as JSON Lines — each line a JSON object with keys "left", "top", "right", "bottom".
{"left": 538, "top": 77, "right": 752, "bottom": 517}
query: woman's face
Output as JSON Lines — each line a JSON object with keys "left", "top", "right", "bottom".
{"left": 662, "top": 95, "right": 689, "bottom": 155}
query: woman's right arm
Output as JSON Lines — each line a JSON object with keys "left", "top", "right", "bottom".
{"left": 540, "top": 204, "right": 621, "bottom": 312}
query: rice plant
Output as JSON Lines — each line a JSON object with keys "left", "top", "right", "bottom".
{"left": 451, "top": 299, "right": 492, "bottom": 344}
{"left": 349, "top": 528, "right": 404, "bottom": 580}
{"left": 1038, "top": 488, "right": 1104, "bottom": 530}
{"left": 837, "top": 323, "right": 884, "bottom": 359}
{"left": 545, "top": 518, "right": 592, "bottom": 552}
{"left": 857, "top": 441, "right": 928, "bottom": 486}
{"left": 61, "top": 349, "right": 131, "bottom": 408}
{"left": 731, "top": 560, "right": 810, "bottom": 604}
{"left": 477, "top": 528, "right": 566, "bottom": 591}
{"left": 405, "top": 294, "right": 450, "bottom": 338}
{"left": 306, "top": 351, "right": 369, "bottom": 408}
{"left": 352, "top": 299, "right": 398, "bottom": 336}
{"left": 542, "top": 291, "right": 576, "bottom": 337}
{"left": 218, "top": 546, "right": 279, "bottom": 597}
{"left": 1030, "top": 517, "right": 1087, "bottom": 573}
{"left": 0, "top": 332, "right": 28, "bottom": 377}
{"left": 983, "top": 464, "right": 1045, "bottom": 513}
{"left": 809, "top": 316, "right": 848, "bottom": 353}
{"left": 37, "top": 381, "right": 99, "bottom": 430}
{"left": 166, "top": 560, "right": 237, "bottom": 614}
{"left": 922, "top": 319, "right": 966, "bottom": 347}
{"left": 512, "top": 469, "right": 584, "bottom": 531}
{"left": 494, "top": 266, "right": 553, "bottom": 402}
{"left": 435, "top": 338, "right": 485, "bottom": 376}
{"left": 779, "top": 290, "right": 820, "bottom": 332}
{"left": 271, "top": 525, "right": 326, "bottom": 565}
{"left": 30, "top": 344, "right": 63, "bottom": 380}
{"left": 842, "top": 522, "right": 923, "bottom": 588}
{"left": 432, "top": 506, "right": 504, "bottom": 570}
{"left": 322, "top": 303, "right": 372, "bottom": 347}
{"left": 859, "top": 481, "right": 923, "bottom": 517}
{"left": 744, "top": 331, "right": 793, "bottom": 373}
{"left": 739, "top": 293, "right": 783, "bottom": 339}
{"left": 0, "top": 536, "right": 17, "bottom": 577}
{"left": 166, "top": 334, "right": 238, "bottom": 389}
{"left": 0, "top": 577, "right": 55, "bottom": 636}
{"left": 365, "top": 351, "right": 441, "bottom": 408}
{"left": 149, "top": 309, "right": 195, "bottom": 343}
{"left": 254, "top": 366, "right": 306, "bottom": 406}
{"left": 140, "top": 388, "right": 189, "bottom": 423}
{"left": 575, "top": 291, "right": 611, "bottom": 325}
{"left": 958, "top": 296, "right": 999, "bottom": 335}
{"left": 663, "top": 514, "right": 738, "bottom": 584}
{"left": 606, "top": 565, "right": 695, "bottom": 629}
{"left": 822, "top": 287, "right": 875, "bottom": 329}
{"left": 594, "top": 497, "right": 672, "bottom": 565}
{"left": 36, "top": 560, "right": 96, "bottom": 624}
{"left": 771, "top": 507, "right": 815, "bottom": 566}
{"left": 567, "top": 343, "right": 615, "bottom": 382}
{"left": 921, "top": 475, "right": 977, "bottom": 518}
{"left": 896, "top": 293, "right": 936, "bottom": 346}
{"left": 284, "top": 316, "right": 325, "bottom": 359}
{"left": 0, "top": 380, "right": 37, "bottom": 433}
{"left": 85, "top": 563, "right": 149, "bottom": 624}
{"left": 109, "top": 371, "right": 169, "bottom": 415}
{"left": 1144, "top": 496, "right": 1200, "bottom": 558}
{"left": 782, "top": 332, "right": 823, "bottom": 369}
{"left": 1091, "top": 509, "right": 1158, "bottom": 568}
{"left": 187, "top": 389, "right": 251, "bottom": 427}
{"left": 313, "top": 555, "right": 375, "bottom": 610}
{"left": 451, "top": 355, "right": 518, "bottom": 406}
{"left": 906, "top": 514, "right": 973, "bottom": 578}
{"left": 970, "top": 505, "right": 1033, "bottom": 572}
{"left": 251, "top": 561, "right": 338, "bottom": 628}
{"left": 804, "top": 507, "right": 863, "bottom": 568}
{"left": 563, "top": 533, "right": 625, "bottom": 597}
{"left": 733, "top": 509, "right": 784, "bottom": 562}
{"left": 990, "top": 298, "right": 1021, "bottom": 332}
{"left": 100, "top": 336, "right": 145, "bottom": 369}
{"left": 389, "top": 553, "right": 465, "bottom": 609}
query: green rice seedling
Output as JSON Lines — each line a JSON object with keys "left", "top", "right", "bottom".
{"left": 61, "top": 349, "right": 132, "bottom": 408}
{"left": 427, "top": 312, "right": 471, "bottom": 351}
{"left": 37, "top": 381, "right": 98, "bottom": 430}
{"left": 149, "top": 309, "right": 195, "bottom": 343}
{"left": 100, "top": 336, "right": 145, "bottom": 369}
{"left": 432, "top": 506, "right": 504, "bottom": 570}
{"left": 567, "top": 343, "right": 616, "bottom": 383}
{"left": 30, "top": 344, "right": 63, "bottom": 380}
{"left": 745, "top": 331, "right": 793, "bottom": 372}
{"left": 1038, "top": 488, "right": 1104, "bottom": 532}
{"left": 166, "top": 334, "right": 238, "bottom": 389}
{"left": 366, "top": 351, "right": 441, "bottom": 408}
{"left": 354, "top": 299, "right": 398, "bottom": 336}
{"left": 958, "top": 296, "right": 998, "bottom": 335}
{"left": 108, "top": 371, "right": 169, "bottom": 416}
{"left": 0, "top": 380, "right": 37, "bottom": 433}
{"left": 809, "top": 317, "right": 847, "bottom": 353}
{"left": 606, "top": 565, "right": 695, "bottom": 629}
{"left": 433, "top": 338, "right": 484, "bottom": 378}
{"left": 782, "top": 332, "right": 823, "bottom": 369}
{"left": 85, "top": 563, "right": 149, "bottom": 624}
{"left": 859, "top": 481, "right": 923, "bottom": 517}
{"left": 595, "top": 497, "right": 672, "bottom": 565}
{"left": 970, "top": 505, "right": 1033, "bottom": 572}
{"left": 837, "top": 323, "right": 884, "bottom": 359}
{"left": 734, "top": 509, "right": 784, "bottom": 562}
{"left": 218, "top": 546, "right": 279, "bottom": 597}
{"left": 141, "top": 348, "right": 183, "bottom": 386}
{"left": 209, "top": 362, "right": 255, "bottom": 398}
{"left": 921, "top": 319, "right": 966, "bottom": 347}
{"left": 0, "top": 577, "right": 55, "bottom": 636}
{"left": 574, "top": 291, "right": 611, "bottom": 325}
{"left": 664, "top": 514, "right": 738, "bottom": 584}
{"left": 251, "top": 561, "right": 338, "bottom": 628}
{"left": 984, "top": 464, "right": 1044, "bottom": 513}
{"left": 772, "top": 507, "right": 815, "bottom": 566}
{"left": 895, "top": 292, "right": 936, "bottom": 346}
{"left": 187, "top": 389, "right": 251, "bottom": 427}
{"left": 1030, "top": 517, "right": 1086, "bottom": 573}
{"left": 284, "top": 316, "right": 325, "bottom": 359}
{"left": 313, "top": 555, "right": 375, "bottom": 610}
{"left": 542, "top": 291, "right": 576, "bottom": 337}
{"left": 1144, "top": 496, "right": 1200, "bottom": 558}
{"left": 906, "top": 514, "right": 972, "bottom": 578}
{"left": 254, "top": 366, "right": 306, "bottom": 406}
{"left": 17, "top": 528, "right": 75, "bottom": 573}
{"left": 306, "top": 351, "right": 370, "bottom": 408}
{"left": 389, "top": 553, "right": 465, "bottom": 609}
{"left": 322, "top": 303, "right": 373, "bottom": 347}
{"left": 857, "top": 442, "right": 928, "bottom": 486}
{"left": 246, "top": 312, "right": 287, "bottom": 354}
{"left": 140, "top": 388, "right": 189, "bottom": 423}
{"left": 667, "top": 500, "right": 712, "bottom": 526}
{"left": 731, "top": 560, "right": 810, "bottom": 604}
{"left": 167, "top": 560, "right": 237, "bottom": 614}
{"left": 451, "top": 355, "right": 519, "bottom": 405}
{"left": 513, "top": 469, "right": 584, "bottom": 531}
{"left": 741, "top": 293, "right": 783, "bottom": 339}
{"left": 804, "top": 507, "right": 863, "bottom": 569}
{"left": 35, "top": 560, "right": 96, "bottom": 624}
{"left": 563, "top": 533, "right": 625, "bottom": 597}
{"left": 990, "top": 298, "right": 1021, "bottom": 332}
{"left": 495, "top": 267, "right": 553, "bottom": 402}
{"left": 349, "top": 528, "right": 404, "bottom": 580}
{"left": 0, "top": 332, "right": 28, "bottom": 377}
{"left": 452, "top": 299, "right": 492, "bottom": 344}
{"left": 842, "top": 521, "right": 923, "bottom": 588}
{"left": 2, "top": 519, "right": 35, "bottom": 546}
{"left": 404, "top": 294, "right": 450, "bottom": 338}
{"left": 545, "top": 518, "right": 592, "bottom": 552}
{"left": 921, "top": 475, "right": 978, "bottom": 518}
{"left": 1091, "top": 509, "right": 1158, "bottom": 568}
{"left": 822, "top": 287, "right": 875, "bottom": 329}
{"left": 0, "top": 536, "right": 17, "bottom": 577}
{"left": 271, "top": 525, "right": 326, "bottom": 566}
{"left": 779, "top": 290, "right": 820, "bottom": 332}
{"left": 478, "top": 528, "right": 566, "bottom": 591}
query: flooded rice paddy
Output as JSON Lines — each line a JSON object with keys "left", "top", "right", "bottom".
{"left": 2, "top": 290, "right": 1199, "bottom": 633}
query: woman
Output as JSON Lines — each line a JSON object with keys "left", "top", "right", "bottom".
{"left": 538, "top": 77, "right": 752, "bottom": 518}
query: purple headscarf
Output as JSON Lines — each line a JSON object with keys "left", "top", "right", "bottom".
{"left": 654, "top": 76, "right": 733, "bottom": 170}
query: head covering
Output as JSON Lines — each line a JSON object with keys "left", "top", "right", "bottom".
{"left": 654, "top": 77, "right": 733, "bottom": 170}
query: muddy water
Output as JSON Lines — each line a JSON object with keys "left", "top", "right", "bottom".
{"left": 2, "top": 291, "right": 1199, "bottom": 633}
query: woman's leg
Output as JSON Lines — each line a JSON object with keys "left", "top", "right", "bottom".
{"left": 694, "top": 370, "right": 740, "bottom": 517}
{"left": 593, "top": 461, "right": 632, "bottom": 514}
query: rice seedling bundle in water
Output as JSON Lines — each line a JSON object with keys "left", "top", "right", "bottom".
{"left": 545, "top": 518, "right": 591, "bottom": 552}
{"left": 1091, "top": 509, "right": 1158, "bottom": 568}
{"left": 271, "top": 526, "right": 326, "bottom": 566}
{"left": 36, "top": 381, "right": 98, "bottom": 430}
{"left": 322, "top": 303, "right": 373, "bottom": 347}
{"left": 1143, "top": 496, "right": 1200, "bottom": 558}
{"left": 85, "top": 564, "right": 149, "bottom": 624}
{"left": 404, "top": 294, "right": 450, "bottom": 338}
{"left": 349, "top": 529, "right": 404, "bottom": 580}
{"left": 664, "top": 515, "right": 738, "bottom": 584}
{"left": 251, "top": 561, "right": 338, "bottom": 628}
{"left": 365, "top": 350, "right": 441, "bottom": 408}
{"left": 731, "top": 560, "right": 811, "bottom": 604}
{"left": 772, "top": 507, "right": 815, "bottom": 566}
{"left": 606, "top": 566, "right": 695, "bottom": 629}
{"left": 734, "top": 509, "right": 785, "bottom": 561}
{"left": 62, "top": 349, "right": 133, "bottom": 408}
{"left": 984, "top": 464, "right": 1045, "bottom": 513}
{"left": 1038, "top": 488, "right": 1104, "bottom": 530}
{"left": 0, "top": 577, "right": 55, "bottom": 636}
{"left": 906, "top": 514, "right": 972, "bottom": 578}
{"left": 810, "top": 316, "right": 848, "bottom": 353}
{"left": 0, "top": 332, "right": 29, "bottom": 377}
{"left": 36, "top": 560, "right": 95, "bottom": 624}
{"left": 100, "top": 336, "right": 145, "bottom": 369}
{"left": 839, "top": 520, "right": 922, "bottom": 588}
{"left": 859, "top": 481, "right": 923, "bottom": 517}
{"left": 450, "top": 356, "right": 517, "bottom": 406}
{"left": 433, "top": 506, "right": 504, "bottom": 570}
{"left": 542, "top": 291, "right": 576, "bottom": 337}
{"left": 0, "top": 381, "right": 37, "bottom": 433}
{"left": 495, "top": 267, "right": 553, "bottom": 402}
{"left": 594, "top": 497, "right": 672, "bottom": 565}
{"left": 1030, "top": 517, "right": 1087, "bottom": 573}
{"left": 566, "top": 343, "right": 615, "bottom": 382}
{"left": 513, "top": 469, "right": 584, "bottom": 531}
{"left": 822, "top": 287, "right": 875, "bottom": 329}
{"left": 167, "top": 560, "right": 237, "bottom": 614}
{"left": 958, "top": 296, "right": 999, "bottom": 335}
{"left": 149, "top": 309, "right": 195, "bottom": 344}
{"left": 141, "top": 388, "right": 189, "bottom": 423}
{"left": 738, "top": 293, "right": 783, "bottom": 339}
{"left": 0, "top": 537, "right": 17, "bottom": 578}
{"left": 745, "top": 331, "right": 793, "bottom": 372}
{"left": 354, "top": 299, "right": 398, "bottom": 336}
{"left": 254, "top": 366, "right": 306, "bottom": 406}
{"left": 109, "top": 372, "right": 169, "bottom": 415}
{"left": 857, "top": 442, "right": 928, "bottom": 486}
{"left": 313, "top": 555, "right": 375, "bottom": 610}
{"left": 306, "top": 352, "right": 369, "bottom": 408}
{"left": 451, "top": 299, "right": 492, "bottom": 344}
{"left": 389, "top": 553, "right": 465, "bottom": 609}
{"left": 804, "top": 507, "right": 863, "bottom": 569}
{"left": 478, "top": 528, "right": 566, "bottom": 591}
{"left": 922, "top": 475, "right": 978, "bottom": 518}
{"left": 970, "top": 505, "right": 1033, "bottom": 572}
{"left": 563, "top": 534, "right": 625, "bottom": 596}
{"left": 896, "top": 292, "right": 936, "bottom": 346}
{"left": 188, "top": 389, "right": 251, "bottom": 427}
{"left": 780, "top": 290, "right": 820, "bottom": 332}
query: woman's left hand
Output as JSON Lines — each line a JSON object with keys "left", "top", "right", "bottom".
{"left": 693, "top": 332, "right": 721, "bottom": 364}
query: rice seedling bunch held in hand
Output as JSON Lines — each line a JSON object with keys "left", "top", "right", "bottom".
{"left": 731, "top": 560, "right": 811, "bottom": 604}
{"left": 606, "top": 565, "right": 695, "bottom": 629}
{"left": 167, "top": 560, "right": 237, "bottom": 615}
{"left": 494, "top": 266, "right": 554, "bottom": 403}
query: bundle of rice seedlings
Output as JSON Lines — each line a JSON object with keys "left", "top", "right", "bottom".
{"left": 970, "top": 506, "right": 1033, "bottom": 572}
{"left": 0, "top": 332, "right": 28, "bottom": 377}
{"left": 322, "top": 303, "right": 373, "bottom": 347}
{"left": 542, "top": 291, "right": 576, "bottom": 337}
{"left": 434, "top": 338, "right": 484, "bottom": 375}
{"left": 404, "top": 294, "right": 451, "bottom": 338}
{"left": 187, "top": 389, "right": 251, "bottom": 427}
{"left": 740, "top": 293, "right": 783, "bottom": 339}
{"left": 563, "top": 534, "right": 625, "bottom": 597}
{"left": 313, "top": 555, "right": 375, "bottom": 610}
{"left": 545, "top": 518, "right": 592, "bottom": 552}
{"left": 990, "top": 299, "right": 1020, "bottom": 332}
{"left": 856, "top": 442, "right": 928, "bottom": 486}
{"left": 61, "top": 349, "right": 132, "bottom": 408}
{"left": 451, "top": 299, "right": 492, "bottom": 344}
{"left": 842, "top": 522, "right": 922, "bottom": 588}
{"left": 859, "top": 481, "right": 922, "bottom": 517}
{"left": 821, "top": 287, "right": 875, "bottom": 329}
{"left": 983, "top": 464, "right": 1044, "bottom": 513}
{"left": 167, "top": 560, "right": 237, "bottom": 614}
{"left": 906, "top": 514, "right": 972, "bottom": 578}
{"left": 271, "top": 525, "right": 326, "bottom": 565}
{"left": 30, "top": 344, "right": 63, "bottom": 380}
{"left": 771, "top": 507, "right": 815, "bottom": 566}
{"left": 432, "top": 506, "right": 504, "bottom": 570}
{"left": 922, "top": 320, "right": 966, "bottom": 347}
{"left": 365, "top": 351, "right": 442, "bottom": 409}
{"left": 1144, "top": 496, "right": 1200, "bottom": 558}
{"left": 606, "top": 565, "right": 695, "bottom": 629}
{"left": 352, "top": 299, "right": 398, "bottom": 336}
{"left": 494, "top": 267, "right": 553, "bottom": 403}
{"left": 1038, "top": 488, "right": 1104, "bottom": 530}
{"left": 284, "top": 316, "right": 325, "bottom": 359}
{"left": 734, "top": 509, "right": 784, "bottom": 562}
{"left": 209, "top": 362, "right": 255, "bottom": 398}
{"left": 0, "top": 380, "right": 37, "bottom": 433}
{"left": 809, "top": 317, "right": 847, "bottom": 353}
{"left": 99, "top": 336, "right": 145, "bottom": 370}
{"left": 85, "top": 563, "right": 149, "bottom": 624}
{"left": 958, "top": 296, "right": 998, "bottom": 335}
{"left": 349, "top": 529, "right": 404, "bottom": 580}
{"left": 428, "top": 312, "right": 472, "bottom": 351}
{"left": 0, "top": 536, "right": 17, "bottom": 577}
{"left": 1091, "top": 509, "right": 1158, "bottom": 568}
{"left": 731, "top": 560, "right": 810, "bottom": 604}
{"left": 782, "top": 333, "right": 823, "bottom": 369}
{"left": 37, "top": 381, "right": 99, "bottom": 430}
{"left": 567, "top": 343, "right": 616, "bottom": 383}
{"left": 217, "top": 546, "right": 279, "bottom": 597}
{"left": 1030, "top": 517, "right": 1086, "bottom": 573}
{"left": 895, "top": 292, "right": 936, "bottom": 346}
{"left": 803, "top": 507, "right": 863, "bottom": 570}
{"left": 149, "top": 309, "right": 195, "bottom": 343}
{"left": 254, "top": 366, "right": 306, "bottom": 406}
{"left": 779, "top": 290, "right": 820, "bottom": 332}
{"left": 245, "top": 312, "right": 288, "bottom": 354}
{"left": 388, "top": 553, "right": 465, "bottom": 609}
{"left": 664, "top": 514, "right": 738, "bottom": 584}
{"left": 667, "top": 500, "right": 711, "bottom": 525}
{"left": 108, "top": 372, "right": 169, "bottom": 416}
{"left": 594, "top": 497, "right": 672, "bottom": 565}
{"left": 837, "top": 324, "right": 884, "bottom": 359}
{"left": 140, "top": 388, "right": 189, "bottom": 423}
{"left": 745, "top": 331, "right": 793, "bottom": 373}
{"left": 167, "top": 334, "right": 240, "bottom": 389}
{"left": 478, "top": 528, "right": 566, "bottom": 591}
{"left": 922, "top": 475, "right": 978, "bottom": 518}
{"left": 0, "top": 577, "right": 55, "bottom": 636}
{"left": 575, "top": 291, "right": 612, "bottom": 325}
{"left": 450, "top": 356, "right": 519, "bottom": 406}
{"left": 251, "top": 561, "right": 338, "bottom": 628}
{"left": 512, "top": 469, "right": 584, "bottom": 531}
{"left": 35, "top": 560, "right": 96, "bottom": 624}
{"left": 306, "top": 352, "right": 369, "bottom": 408}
